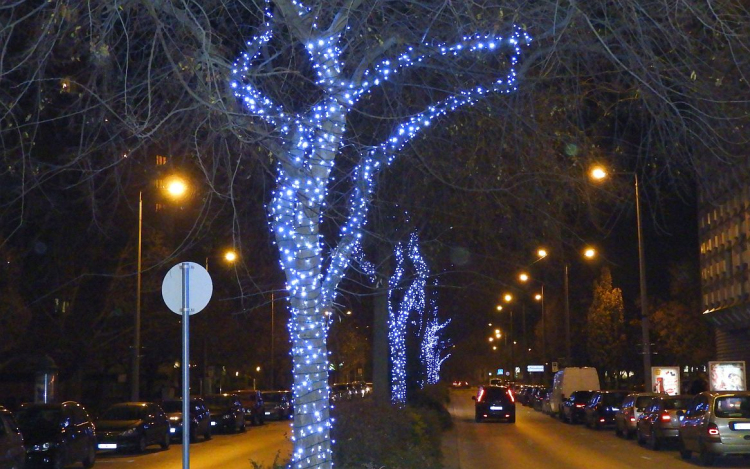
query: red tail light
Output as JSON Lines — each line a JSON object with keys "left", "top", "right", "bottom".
{"left": 660, "top": 413, "right": 671, "bottom": 422}
{"left": 477, "top": 388, "right": 485, "bottom": 403}
{"left": 576, "top": 404, "right": 585, "bottom": 408}
{"left": 707, "top": 423, "right": 720, "bottom": 437}
{"left": 629, "top": 416, "right": 636, "bottom": 422}
{"left": 507, "top": 390, "right": 515, "bottom": 403}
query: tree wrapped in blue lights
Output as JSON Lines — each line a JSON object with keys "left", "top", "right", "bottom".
{"left": 230, "top": 1, "right": 530, "bottom": 466}
{"left": 420, "top": 297, "right": 451, "bottom": 387}
{"left": 388, "top": 232, "right": 428, "bottom": 404}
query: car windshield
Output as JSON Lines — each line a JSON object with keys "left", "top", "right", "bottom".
{"left": 663, "top": 398, "right": 690, "bottom": 410}
{"left": 714, "top": 396, "right": 750, "bottom": 418}
{"left": 483, "top": 387, "right": 510, "bottom": 401}
{"left": 635, "top": 396, "right": 653, "bottom": 408}
{"left": 15, "top": 407, "right": 61, "bottom": 432}
{"left": 100, "top": 406, "right": 144, "bottom": 421}
{"left": 161, "top": 401, "right": 184, "bottom": 413}
{"left": 204, "top": 396, "right": 232, "bottom": 407}
{"left": 602, "top": 393, "right": 627, "bottom": 406}
{"left": 262, "top": 393, "right": 284, "bottom": 403}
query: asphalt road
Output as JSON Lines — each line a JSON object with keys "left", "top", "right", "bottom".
{"left": 93, "top": 420, "right": 292, "bottom": 469}
{"left": 442, "top": 389, "right": 750, "bottom": 469}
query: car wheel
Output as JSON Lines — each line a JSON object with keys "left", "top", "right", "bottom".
{"left": 52, "top": 449, "right": 66, "bottom": 469}
{"left": 204, "top": 426, "right": 212, "bottom": 441}
{"left": 82, "top": 442, "right": 96, "bottom": 469}
{"left": 699, "top": 446, "right": 715, "bottom": 466}
{"left": 649, "top": 430, "right": 660, "bottom": 451}
{"left": 190, "top": 426, "right": 198, "bottom": 443}
{"left": 679, "top": 440, "right": 692, "bottom": 460}
{"left": 636, "top": 428, "right": 646, "bottom": 445}
{"left": 615, "top": 424, "right": 623, "bottom": 437}
{"left": 160, "top": 431, "right": 171, "bottom": 450}
{"left": 475, "top": 411, "right": 483, "bottom": 423}
{"left": 240, "top": 418, "right": 247, "bottom": 433}
{"left": 508, "top": 416, "right": 516, "bottom": 424}
{"left": 625, "top": 428, "right": 634, "bottom": 440}
{"left": 137, "top": 434, "right": 147, "bottom": 453}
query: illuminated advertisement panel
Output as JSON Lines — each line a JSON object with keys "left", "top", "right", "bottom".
{"left": 651, "top": 367, "right": 680, "bottom": 395}
{"left": 708, "top": 361, "right": 746, "bottom": 391}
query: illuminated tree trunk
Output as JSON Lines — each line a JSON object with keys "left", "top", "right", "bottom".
{"left": 232, "top": 2, "right": 528, "bottom": 465}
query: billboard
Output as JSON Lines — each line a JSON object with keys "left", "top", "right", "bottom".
{"left": 709, "top": 361, "right": 746, "bottom": 391}
{"left": 651, "top": 367, "right": 680, "bottom": 395}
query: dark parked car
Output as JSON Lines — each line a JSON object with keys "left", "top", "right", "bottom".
{"left": 473, "top": 385, "right": 516, "bottom": 423}
{"left": 584, "top": 390, "right": 628, "bottom": 429}
{"left": 330, "top": 383, "right": 351, "bottom": 402}
{"left": 95, "top": 402, "right": 170, "bottom": 453}
{"left": 261, "top": 391, "right": 293, "bottom": 421}
{"left": 204, "top": 394, "right": 246, "bottom": 434}
{"left": 233, "top": 390, "right": 265, "bottom": 426}
{"left": 0, "top": 406, "right": 25, "bottom": 469}
{"left": 15, "top": 401, "right": 96, "bottom": 469}
{"left": 636, "top": 394, "right": 691, "bottom": 450}
{"left": 162, "top": 398, "right": 211, "bottom": 442}
{"left": 561, "top": 390, "right": 594, "bottom": 424}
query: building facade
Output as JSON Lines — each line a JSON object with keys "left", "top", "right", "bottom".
{"left": 699, "top": 163, "right": 750, "bottom": 365}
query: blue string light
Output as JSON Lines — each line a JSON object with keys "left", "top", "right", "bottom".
{"left": 230, "top": 1, "right": 530, "bottom": 466}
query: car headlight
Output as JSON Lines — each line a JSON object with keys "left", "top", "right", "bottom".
{"left": 31, "top": 442, "right": 55, "bottom": 452}
{"left": 121, "top": 427, "right": 139, "bottom": 437}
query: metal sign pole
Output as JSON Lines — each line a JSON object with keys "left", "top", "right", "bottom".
{"left": 162, "top": 261, "right": 212, "bottom": 469}
{"left": 181, "top": 262, "right": 191, "bottom": 469}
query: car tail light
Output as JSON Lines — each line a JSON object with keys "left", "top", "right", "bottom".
{"left": 507, "top": 390, "right": 515, "bottom": 403}
{"left": 629, "top": 416, "right": 636, "bottom": 422}
{"left": 707, "top": 423, "right": 720, "bottom": 437}
{"left": 599, "top": 418, "right": 605, "bottom": 423}
{"left": 660, "top": 413, "right": 671, "bottom": 422}
{"left": 576, "top": 404, "right": 585, "bottom": 408}
{"left": 477, "top": 388, "right": 485, "bottom": 403}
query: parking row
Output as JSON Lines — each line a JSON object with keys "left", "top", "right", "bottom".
{"left": 0, "top": 389, "right": 293, "bottom": 468}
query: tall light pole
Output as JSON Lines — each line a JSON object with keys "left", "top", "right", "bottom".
{"left": 498, "top": 293, "right": 514, "bottom": 380}
{"left": 132, "top": 176, "right": 188, "bottom": 402}
{"left": 518, "top": 273, "right": 545, "bottom": 368}
{"left": 132, "top": 192, "right": 143, "bottom": 402}
{"left": 536, "top": 247, "right": 595, "bottom": 368}
{"left": 590, "top": 166, "right": 651, "bottom": 389}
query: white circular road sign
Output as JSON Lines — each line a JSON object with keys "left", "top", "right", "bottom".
{"left": 162, "top": 262, "right": 213, "bottom": 315}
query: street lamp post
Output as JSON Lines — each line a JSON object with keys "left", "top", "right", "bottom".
{"left": 132, "top": 176, "right": 188, "bottom": 402}
{"left": 591, "top": 167, "right": 651, "bottom": 389}
{"left": 132, "top": 192, "right": 143, "bottom": 402}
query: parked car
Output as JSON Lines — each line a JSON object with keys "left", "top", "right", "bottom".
{"left": 204, "top": 394, "right": 246, "bottom": 434}
{"left": 472, "top": 385, "right": 516, "bottom": 423}
{"left": 233, "top": 390, "right": 265, "bottom": 426}
{"left": 330, "top": 383, "right": 352, "bottom": 402}
{"left": 95, "top": 402, "right": 170, "bottom": 453}
{"left": 15, "top": 401, "right": 96, "bottom": 468}
{"left": 614, "top": 392, "right": 658, "bottom": 439}
{"left": 636, "top": 394, "right": 691, "bottom": 450}
{"left": 550, "top": 367, "right": 600, "bottom": 418}
{"left": 678, "top": 391, "right": 750, "bottom": 465}
{"left": 0, "top": 405, "right": 25, "bottom": 469}
{"left": 561, "top": 390, "right": 594, "bottom": 424}
{"left": 532, "top": 388, "right": 549, "bottom": 412}
{"left": 584, "top": 390, "right": 628, "bottom": 429}
{"left": 261, "top": 391, "right": 293, "bottom": 421}
{"left": 162, "top": 398, "right": 211, "bottom": 442}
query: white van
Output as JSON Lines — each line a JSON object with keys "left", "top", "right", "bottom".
{"left": 549, "top": 367, "right": 600, "bottom": 417}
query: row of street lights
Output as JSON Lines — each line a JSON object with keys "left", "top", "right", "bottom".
{"left": 494, "top": 165, "right": 651, "bottom": 389}
{"left": 131, "top": 175, "right": 239, "bottom": 401}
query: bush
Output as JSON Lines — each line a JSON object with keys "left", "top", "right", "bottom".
{"left": 407, "top": 383, "right": 453, "bottom": 431}
{"left": 331, "top": 396, "right": 450, "bottom": 468}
